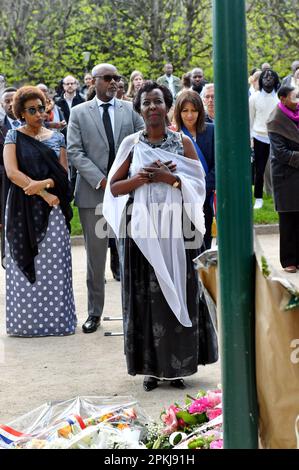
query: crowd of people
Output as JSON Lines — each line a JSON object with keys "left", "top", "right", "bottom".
{"left": 0, "top": 58, "right": 298, "bottom": 390}
{"left": 247, "top": 61, "right": 299, "bottom": 273}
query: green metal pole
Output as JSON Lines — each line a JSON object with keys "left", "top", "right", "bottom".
{"left": 212, "top": 0, "right": 258, "bottom": 448}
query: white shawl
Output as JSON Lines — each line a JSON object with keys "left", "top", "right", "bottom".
{"left": 103, "top": 131, "right": 206, "bottom": 327}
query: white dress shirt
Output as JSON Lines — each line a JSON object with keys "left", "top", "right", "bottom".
{"left": 64, "top": 93, "right": 74, "bottom": 111}
{"left": 95, "top": 97, "right": 115, "bottom": 134}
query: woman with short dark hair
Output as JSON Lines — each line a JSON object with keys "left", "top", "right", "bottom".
{"left": 3, "top": 86, "right": 77, "bottom": 336}
{"left": 103, "top": 81, "right": 218, "bottom": 391}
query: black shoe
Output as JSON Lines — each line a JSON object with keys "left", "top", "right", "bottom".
{"left": 143, "top": 376, "right": 159, "bottom": 392}
{"left": 170, "top": 379, "right": 186, "bottom": 389}
{"left": 82, "top": 316, "right": 101, "bottom": 334}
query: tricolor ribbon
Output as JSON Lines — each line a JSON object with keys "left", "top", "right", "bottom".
{"left": 0, "top": 424, "right": 31, "bottom": 445}
{"left": 66, "top": 414, "right": 86, "bottom": 430}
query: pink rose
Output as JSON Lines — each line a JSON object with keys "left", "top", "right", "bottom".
{"left": 205, "top": 391, "right": 222, "bottom": 408}
{"left": 188, "top": 397, "right": 210, "bottom": 414}
{"left": 206, "top": 408, "right": 222, "bottom": 420}
{"left": 210, "top": 439, "right": 223, "bottom": 449}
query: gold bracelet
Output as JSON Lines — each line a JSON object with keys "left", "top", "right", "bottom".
{"left": 172, "top": 177, "right": 180, "bottom": 188}
{"left": 38, "top": 189, "right": 48, "bottom": 197}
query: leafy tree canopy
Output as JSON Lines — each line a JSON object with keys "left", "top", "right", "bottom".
{"left": 0, "top": 0, "right": 297, "bottom": 88}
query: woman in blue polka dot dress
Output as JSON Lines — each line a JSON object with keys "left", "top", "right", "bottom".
{"left": 3, "top": 86, "right": 77, "bottom": 337}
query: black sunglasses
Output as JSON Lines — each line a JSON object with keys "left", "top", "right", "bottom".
{"left": 93, "top": 75, "right": 122, "bottom": 83}
{"left": 24, "top": 105, "right": 46, "bottom": 115}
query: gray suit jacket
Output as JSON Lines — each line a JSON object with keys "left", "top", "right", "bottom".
{"left": 67, "top": 97, "right": 144, "bottom": 208}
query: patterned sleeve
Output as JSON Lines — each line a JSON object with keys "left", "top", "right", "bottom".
{"left": 58, "top": 131, "right": 66, "bottom": 149}
{"left": 4, "top": 129, "right": 17, "bottom": 145}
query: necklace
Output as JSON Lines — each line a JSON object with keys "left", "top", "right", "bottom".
{"left": 24, "top": 125, "right": 45, "bottom": 141}
{"left": 143, "top": 131, "right": 167, "bottom": 147}
{"left": 31, "top": 133, "right": 42, "bottom": 141}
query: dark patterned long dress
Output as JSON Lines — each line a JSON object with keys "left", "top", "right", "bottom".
{"left": 119, "top": 130, "right": 218, "bottom": 379}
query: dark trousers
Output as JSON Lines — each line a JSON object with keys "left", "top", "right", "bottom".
{"left": 109, "top": 237, "right": 120, "bottom": 277}
{"left": 253, "top": 138, "right": 270, "bottom": 198}
{"left": 279, "top": 212, "right": 299, "bottom": 267}
{"left": 203, "top": 198, "right": 213, "bottom": 250}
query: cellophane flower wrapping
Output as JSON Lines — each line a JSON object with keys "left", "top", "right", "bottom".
{"left": 0, "top": 396, "right": 149, "bottom": 449}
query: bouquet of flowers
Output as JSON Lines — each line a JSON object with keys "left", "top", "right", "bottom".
{"left": 0, "top": 396, "right": 148, "bottom": 449}
{"left": 143, "top": 388, "right": 223, "bottom": 449}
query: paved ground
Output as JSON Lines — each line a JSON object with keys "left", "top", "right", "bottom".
{"left": 256, "top": 233, "right": 299, "bottom": 288}
{"left": 0, "top": 243, "right": 221, "bottom": 424}
{"left": 1, "top": 231, "right": 293, "bottom": 426}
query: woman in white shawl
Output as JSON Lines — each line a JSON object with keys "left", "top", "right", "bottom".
{"left": 103, "top": 81, "right": 218, "bottom": 391}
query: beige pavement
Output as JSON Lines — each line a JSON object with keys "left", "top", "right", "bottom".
{"left": 0, "top": 243, "right": 221, "bottom": 424}
{"left": 257, "top": 233, "right": 299, "bottom": 289}
{"left": 1, "top": 232, "right": 289, "bottom": 425}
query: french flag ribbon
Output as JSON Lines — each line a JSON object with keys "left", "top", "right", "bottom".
{"left": 0, "top": 424, "right": 30, "bottom": 445}
{"left": 213, "top": 191, "right": 217, "bottom": 217}
{"left": 66, "top": 414, "right": 86, "bottom": 430}
{"left": 0, "top": 414, "right": 86, "bottom": 446}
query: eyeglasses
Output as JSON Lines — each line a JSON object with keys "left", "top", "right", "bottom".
{"left": 63, "top": 82, "right": 76, "bottom": 86}
{"left": 93, "top": 75, "right": 122, "bottom": 82}
{"left": 24, "top": 105, "right": 46, "bottom": 115}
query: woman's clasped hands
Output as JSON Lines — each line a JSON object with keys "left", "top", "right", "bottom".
{"left": 142, "top": 159, "right": 177, "bottom": 184}
{"left": 23, "top": 179, "right": 47, "bottom": 196}
{"left": 23, "top": 179, "right": 60, "bottom": 207}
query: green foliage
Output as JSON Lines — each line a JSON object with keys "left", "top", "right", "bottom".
{"left": 176, "top": 410, "right": 207, "bottom": 425}
{"left": 261, "top": 256, "right": 271, "bottom": 277}
{"left": 246, "top": 0, "right": 298, "bottom": 75}
{"left": 253, "top": 194, "right": 279, "bottom": 225}
{"left": 70, "top": 205, "right": 82, "bottom": 236}
{"left": 0, "top": 0, "right": 297, "bottom": 87}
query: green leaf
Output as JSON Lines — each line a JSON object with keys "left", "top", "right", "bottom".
{"left": 188, "top": 437, "right": 205, "bottom": 449}
{"left": 261, "top": 256, "right": 271, "bottom": 277}
{"left": 176, "top": 410, "right": 207, "bottom": 425}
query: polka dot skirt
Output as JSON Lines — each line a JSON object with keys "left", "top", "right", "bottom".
{"left": 5, "top": 206, "right": 77, "bottom": 337}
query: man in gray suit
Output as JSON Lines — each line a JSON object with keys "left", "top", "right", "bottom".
{"left": 67, "top": 63, "right": 144, "bottom": 333}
